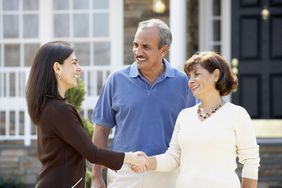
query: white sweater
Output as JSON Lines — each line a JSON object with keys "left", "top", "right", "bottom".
{"left": 155, "top": 102, "right": 260, "bottom": 188}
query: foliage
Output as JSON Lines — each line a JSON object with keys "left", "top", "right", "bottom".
{"left": 85, "top": 169, "right": 92, "bottom": 188}
{"left": 66, "top": 79, "right": 86, "bottom": 112}
{"left": 65, "top": 78, "right": 93, "bottom": 138}
{"left": 65, "top": 78, "right": 93, "bottom": 186}
{"left": 81, "top": 116, "right": 94, "bottom": 138}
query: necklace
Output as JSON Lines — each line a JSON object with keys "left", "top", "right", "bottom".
{"left": 197, "top": 102, "right": 224, "bottom": 119}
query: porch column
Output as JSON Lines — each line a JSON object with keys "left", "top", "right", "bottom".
{"left": 169, "top": 0, "right": 187, "bottom": 69}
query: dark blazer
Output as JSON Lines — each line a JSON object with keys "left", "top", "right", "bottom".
{"left": 36, "top": 97, "right": 124, "bottom": 188}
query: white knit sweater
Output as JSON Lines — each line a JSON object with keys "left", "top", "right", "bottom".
{"left": 155, "top": 102, "right": 260, "bottom": 188}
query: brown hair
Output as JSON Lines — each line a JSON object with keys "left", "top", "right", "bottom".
{"left": 26, "top": 41, "right": 74, "bottom": 124}
{"left": 184, "top": 51, "right": 238, "bottom": 96}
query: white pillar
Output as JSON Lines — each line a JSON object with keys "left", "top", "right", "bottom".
{"left": 110, "top": 0, "right": 124, "bottom": 68}
{"left": 169, "top": 0, "right": 187, "bottom": 70}
{"left": 39, "top": 0, "right": 53, "bottom": 43}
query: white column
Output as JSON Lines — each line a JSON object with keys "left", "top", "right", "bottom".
{"left": 110, "top": 0, "right": 123, "bottom": 68}
{"left": 39, "top": 0, "right": 53, "bottom": 43}
{"left": 169, "top": 0, "right": 187, "bottom": 70}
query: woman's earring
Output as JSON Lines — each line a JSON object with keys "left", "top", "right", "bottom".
{"left": 57, "top": 74, "right": 61, "bottom": 80}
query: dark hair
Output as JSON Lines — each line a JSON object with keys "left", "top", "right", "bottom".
{"left": 184, "top": 51, "right": 238, "bottom": 96}
{"left": 26, "top": 41, "right": 74, "bottom": 124}
{"left": 137, "top": 18, "right": 172, "bottom": 49}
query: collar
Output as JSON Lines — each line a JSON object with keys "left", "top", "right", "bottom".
{"left": 129, "top": 59, "right": 175, "bottom": 78}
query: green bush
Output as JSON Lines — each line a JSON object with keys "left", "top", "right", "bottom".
{"left": 85, "top": 169, "right": 92, "bottom": 188}
{"left": 66, "top": 79, "right": 86, "bottom": 112}
{"left": 66, "top": 79, "right": 93, "bottom": 138}
{"left": 81, "top": 116, "right": 94, "bottom": 138}
{"left": 66, "top": 78, "right": 93, "bottom": 186}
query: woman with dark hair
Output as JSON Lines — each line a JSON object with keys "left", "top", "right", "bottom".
{"left": 26, "top": 41, "right": 145, "bottom": 188}
{"left": 137, "top": 52, "right": 260, "bottom": 188}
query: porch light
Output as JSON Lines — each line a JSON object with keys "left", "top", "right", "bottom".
{"left": 152, "top": 0, "right": 166, "bottom": 14}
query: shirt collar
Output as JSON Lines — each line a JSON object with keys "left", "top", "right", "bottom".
{"left": 129, "top": 59, "right": 175, "bottom": 78}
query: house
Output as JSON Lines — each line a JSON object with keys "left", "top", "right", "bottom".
{"left": 0, "top": 0, "right": 281, "bottom": 187}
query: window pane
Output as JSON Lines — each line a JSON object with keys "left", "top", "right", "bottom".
{"left": 213, "top": 20, "right": 221, "bottom": 41}
{"left": 213, "top": 45, "right": 221, "bottom": 54}
{"left": 74, "top": 14, "right": 89, "bottom": 37}
{"left": 93, "top": 13, "right": 109, "bottom": 37}
{"left": 0, "top": 112, "right": 6, "bottom": 134}
{"left": 9, "top": 111, "right": 16, "bottom": 132}
{"left": 3, "top": 0, "right": 19, "bottom": 10}
{"left": 93, "top": 0, "right": 109, "bottom": 9}
{"left": 74, "top": 43, "right": 90, "bottom": 66}
{"left": 9, "top": 74, "right": 16, "bottom": 97}
{"left": 23, "top": 0, "right": 39, "bottom": 10}
{"left": 24, "top": 43, "right": 40, "bottom": 66}
{"left": 3, "top": 15, "right": 19, "bottom": 38}
{"left": 23, "top": 15, "right": 39, "bottom": 38}
{"left": 213, "top": 0, "right": 221, "bottom": 16}
{"left": 54, "top": 14, "right": 70, "bottom": 37}
{"left": 74, "top": 0, "right": 89, "bottom": 9}
{"left": 53, "top": 0, "right": 69, "bottom": 10}
{"left": 94, "top": 42, "right": 110, "bottom": 65}
{"left": 19, "top": 111, "right": 24, "bottom": 135}
{"left": 4, "top": 44, "right": 20, "bottom": 67}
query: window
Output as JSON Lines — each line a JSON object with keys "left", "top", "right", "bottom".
{"left": 0, "top": 0, "right": 40, "bottom": 68}
{"left": 52, "top": 0, "right": 111, "bottom": 66}
{"left": 0, "top": 0, "right": 123, "bottom": 144}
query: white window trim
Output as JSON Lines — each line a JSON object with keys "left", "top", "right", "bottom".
{"left": 221, "top": 0, "right": 231, "bottom": 62}
{"left": 199, "top": 0, "right": 231, "bottom": 61}
{"left": 199, "top": 0, "right": 231, "bottom": 102}
{"left": 199, "top": 0, "right": 213, "bottom": 52}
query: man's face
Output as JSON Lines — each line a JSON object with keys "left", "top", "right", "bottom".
{"left": 132, "top": 27, "right": 167, "bottom": 71}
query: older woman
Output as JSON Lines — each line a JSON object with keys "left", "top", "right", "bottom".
{"left": 138, "top": 51, "right": 260, "bottom": 188}
{"left": 26, "top": 41, "right": 145, "bottom": 188}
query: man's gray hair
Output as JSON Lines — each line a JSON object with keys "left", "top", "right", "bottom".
{"left": 137, "top": 19, "right": 172, "bottom": 49}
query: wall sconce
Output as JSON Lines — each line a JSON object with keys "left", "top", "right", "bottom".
{"left": 152, "top": 0, "right": 166, "bottom": 14}
{"left": 261, "top": 7, "right": 270, "bottom": 20}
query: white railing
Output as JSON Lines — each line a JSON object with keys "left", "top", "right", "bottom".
{"left": 0, "top": 66, "right": 119, "bottom": 145}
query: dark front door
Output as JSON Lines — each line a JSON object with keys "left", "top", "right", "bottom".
{"left": 231, "top": 0, "right": 282, "bottom": 119}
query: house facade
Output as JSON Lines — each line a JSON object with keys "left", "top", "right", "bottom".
{"left": 0, "top": 0, "right": 281, "bottom": 187}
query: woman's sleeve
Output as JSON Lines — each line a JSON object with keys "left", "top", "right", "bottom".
{"left": 52, "top": 104, "right": 124, "bottom": 170}
{"left": 155, "top": 113, "right": 182, "bottom": 172}
{"left": 235, "top": 107, "right": 260, "bottom": 180}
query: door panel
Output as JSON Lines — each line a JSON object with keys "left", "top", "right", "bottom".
{"left": 270, "top": 16, "right": 282, "bottom": 59}
{"left": 240, "top": 17, "right": 260, "bottom": 59}
{"left": 232, "top": 0, "right": 282, "bottom": 119}
{"left": 270, "top": 75, "right": 282, "bottom": 118}
{"left": 240, "top": 75, "right": 261, "bottom": 118}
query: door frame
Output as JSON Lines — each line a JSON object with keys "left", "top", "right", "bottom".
{"left": 198, "top": 0, "right": 282, "bottom": 138}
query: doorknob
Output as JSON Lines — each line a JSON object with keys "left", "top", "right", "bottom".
{"left": 231, "top": 58, "right": 239, "bottom": 76}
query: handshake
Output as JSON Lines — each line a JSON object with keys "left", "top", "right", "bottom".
{"left": 124, "top": 152, "right": 155, "bottom": 173}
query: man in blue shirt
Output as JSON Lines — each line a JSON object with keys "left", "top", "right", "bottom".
{"left": 91, "top": 19, "right": 197, "bottom": 188}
